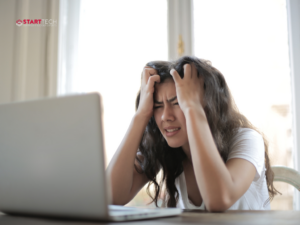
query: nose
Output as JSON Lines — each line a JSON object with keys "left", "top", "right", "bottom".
{"left": 161, "top": 105, "right": 175, "bottom": 122}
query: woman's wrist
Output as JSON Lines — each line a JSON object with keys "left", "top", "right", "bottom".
{"left": 133, "top": 112, "right": 151, "bottom": 126}
{"left": 183, "top": 105, "right": 207, "bottom": 121}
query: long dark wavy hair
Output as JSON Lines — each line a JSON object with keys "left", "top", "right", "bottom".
{"left": 134, "top": 56, "right": 279, "bottom": 208}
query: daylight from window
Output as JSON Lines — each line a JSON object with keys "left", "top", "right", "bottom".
{"left": 76, "top": 0, "right": 168, "bottom": 207}
{"left": 76, "top": 0, "right": 292, "bottom": 209}
{"left": 194, "top": 0, "right": 292, "bottom": 209}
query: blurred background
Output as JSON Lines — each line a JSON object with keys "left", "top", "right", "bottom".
{"left": 0, "top": 0, "right": 300, "bottom": 210}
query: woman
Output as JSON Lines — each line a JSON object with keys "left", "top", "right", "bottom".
{"left": 106, "top": 56, "right": 279, "bottom": 211}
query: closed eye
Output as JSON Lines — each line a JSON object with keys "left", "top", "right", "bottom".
{"left": 154, "top": 103, "right": 178, "bottom": 109}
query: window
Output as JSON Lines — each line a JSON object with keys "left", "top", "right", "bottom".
{"left": 76, "top": 0, "right": 168, "bottom": 207}
{"left": 61, "top": 0, "right": 298, "bottom": 209}
{"left": 194, "top": 0, "right": 293, "bottom": 209}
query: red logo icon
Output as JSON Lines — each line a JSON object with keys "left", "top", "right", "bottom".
{"left": 16, "top": 19, "right": 23, "bottom": 26}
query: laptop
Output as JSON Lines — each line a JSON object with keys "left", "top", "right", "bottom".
{"left": 0, "top": 93, "right": 181, "bottom": 221}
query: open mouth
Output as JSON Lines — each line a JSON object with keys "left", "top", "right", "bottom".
{"left": 165, "top": 127, "right": 181, "bottom": 137}
{"left": 166, "top": 128, "right": 180, "bottom": 132}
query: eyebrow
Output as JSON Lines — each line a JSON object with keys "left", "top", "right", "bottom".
{"left": 154, "top": 96, "right": 177, "bottom": 104}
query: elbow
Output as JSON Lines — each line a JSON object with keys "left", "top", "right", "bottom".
{"left": 110, "top": 189, "right": 131, "bottom": 206}
{"left": 111, "top": 193, "right": 130, "bottom": 206}
{"left": 205, "top": 195, "right": 232, "bottom": 212}
{"left": 111, "top": 199, "right": 126, "bottom": 206}
{"left": 206, "top": 204, "right": 228, "bottom": 212}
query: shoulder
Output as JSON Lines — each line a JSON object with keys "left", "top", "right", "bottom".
{"left": 230, "top": 128, "right": 264, "bottom": 145}
{"left": 228, "top": 128, "right": 264, "bottom": 154}
{"left": 227, "top": 128, "right": 265, "bottom": 181}
{"left": 228, "top": 127, "right": 265, "bottom": 156}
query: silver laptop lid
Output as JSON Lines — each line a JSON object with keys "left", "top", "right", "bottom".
{"left": 0, "top": 93, "right": 110, "bottom": 219}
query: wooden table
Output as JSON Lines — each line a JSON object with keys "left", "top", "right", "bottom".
{"left": 0, "top": 210, "right": 299, "bottom": 225}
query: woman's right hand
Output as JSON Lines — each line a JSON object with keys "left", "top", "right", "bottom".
{"left": 136, "top": 66, "right": 160, "bottom": 120}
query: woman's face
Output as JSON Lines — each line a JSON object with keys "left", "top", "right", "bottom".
{"left": 153, "top": 78, "right": 189, "bottom": 149}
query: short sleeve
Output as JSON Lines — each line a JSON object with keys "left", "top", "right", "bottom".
{"left": 227, "top": 128, "right": 265, "bottom": 181}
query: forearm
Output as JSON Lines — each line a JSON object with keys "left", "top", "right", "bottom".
{"left": 184, "top": 107, "right": 234, "bottom": 211}
{"left": 106, "top": 114, "right": 149, "bottom": 204}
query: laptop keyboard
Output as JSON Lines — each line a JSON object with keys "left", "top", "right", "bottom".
{"left": 109, "top": 205, "right": 149, "bottom": 211}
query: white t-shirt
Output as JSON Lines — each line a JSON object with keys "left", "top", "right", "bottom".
{"left": 174, "top": 128, "right": 270, "bottom": 210}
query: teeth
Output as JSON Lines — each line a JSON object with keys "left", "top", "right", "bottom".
{"left": 166, "top": 128, "right": 179, "bottom": 132}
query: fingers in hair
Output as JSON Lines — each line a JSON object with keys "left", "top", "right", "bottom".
{"left": 170, "top": 68, "right": 181, "bottom": 83}
{"left": 142, "top": 66, "right": 157, "bottom": 85}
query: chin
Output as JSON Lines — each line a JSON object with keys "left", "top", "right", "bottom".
{"left": 165, "top": 140, "right": 184, "bottom": 148}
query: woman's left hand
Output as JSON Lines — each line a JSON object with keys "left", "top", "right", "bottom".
{"left": 170, "top": 63, "right": 205, "bottom": 115}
